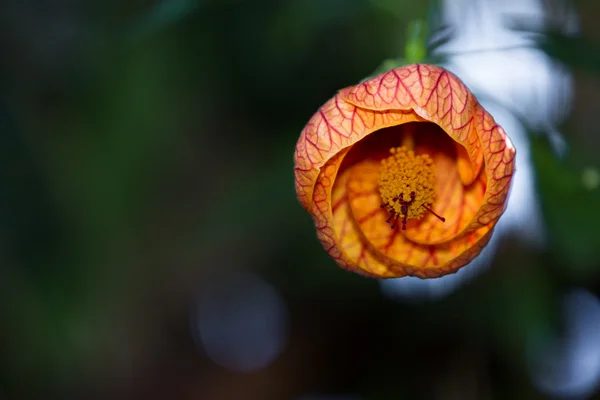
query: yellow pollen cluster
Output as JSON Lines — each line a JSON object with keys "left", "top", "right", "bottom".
{"left": 378, "top": 146, "right": 436, "bottom": 221}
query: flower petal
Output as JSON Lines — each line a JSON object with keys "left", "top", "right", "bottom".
{"left": 295, "top": 81, "right": 421, "bottom": 211}
{"left": 400, "top": 124, "right": 487, "bottom": 245}
{"left": 311, "top": 148, "right": 401, "bottom": 278}
{"left": 310, "top": 138, "right": 495, "bottom": 278}
{"left": 338, "top": 64, "right": 484, "bottom": 186}
{"left": 341, "top": 159, "right": 494, "bottom": 278}
{"left": 465, "top": 104, "right": 516, "bottom": 232}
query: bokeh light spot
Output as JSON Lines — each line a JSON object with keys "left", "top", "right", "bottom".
{"left": 528, "top": 289, "right": 600, "bottom": 399}
{"left": 191, "top": 271, "right": 289, "bottom": 373}
{"left": 581, "top": 167, "right": 600, "bottom": 191}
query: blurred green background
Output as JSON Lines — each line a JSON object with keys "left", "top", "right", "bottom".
{"left": 1, "top": 0, "right": 600, "bottom": 399}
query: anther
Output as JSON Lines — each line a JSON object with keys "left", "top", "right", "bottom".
{"left": 401, "top": 213, "right": 408, "bottom": 230}
{"left": 390, "top": 214, "right": 399, "bottom": 230}
{"left": 377, "top": 146, "right": 446, "bottom": 230}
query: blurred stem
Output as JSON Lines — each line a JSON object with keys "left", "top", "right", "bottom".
{"left": 404, "top": 19, "right": 428, "bottom": 63}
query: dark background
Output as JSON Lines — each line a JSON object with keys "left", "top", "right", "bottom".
{"left": 1, "top": 0, "right": 600, "bottom": 399}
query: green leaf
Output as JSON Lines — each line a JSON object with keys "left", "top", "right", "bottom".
{"left": 508, "top": 17, "right": 600, "bottom": 73}
{"left": 531, "top": 136, "right": 600, "bottom": 275}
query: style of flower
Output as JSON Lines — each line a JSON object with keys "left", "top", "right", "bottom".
{"left": 294, "top": 64, "right": 516, "bottom": 278}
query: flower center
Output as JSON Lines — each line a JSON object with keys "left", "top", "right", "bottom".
{"left": 378, "top": 146, "right": 445, "bottom": 230}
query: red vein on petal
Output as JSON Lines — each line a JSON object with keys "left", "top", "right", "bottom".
{"left": 392, "top": 69, "right": 418, "bottom": 104}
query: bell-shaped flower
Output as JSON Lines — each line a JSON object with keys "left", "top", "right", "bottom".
{"left": 295, "top": 64, "right": 516, "bottom": 278}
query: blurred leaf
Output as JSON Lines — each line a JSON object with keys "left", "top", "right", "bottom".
{"left": 539, "top": 31, "right": 600, "bottom": 72}
{"left": 266, "top": 0, "right": 367, "bottom": 61}
{"left": 426, "top": 0, "right": 454, "bottom": 55}
{"left": 531, "top": 136, "right": 600, "bottom": 275}
{"left": 509, "top": 17, "right": 600, "bottom": 72}
{"left": 403, "top": 19, "right": 428, "bottom": 63}
{"left": 127, "top": 0, "right": 200, "bottom": 44}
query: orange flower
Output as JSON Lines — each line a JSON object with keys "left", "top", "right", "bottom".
{"left": 294, "top": 64, "right": 516, "bottom": 278}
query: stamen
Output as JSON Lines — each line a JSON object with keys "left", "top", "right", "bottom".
{"left": 422, "top": 205, "right": 446, "bottom": 222}
{"left": 377, "top": 146, "right": 446, "bottom": 230}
